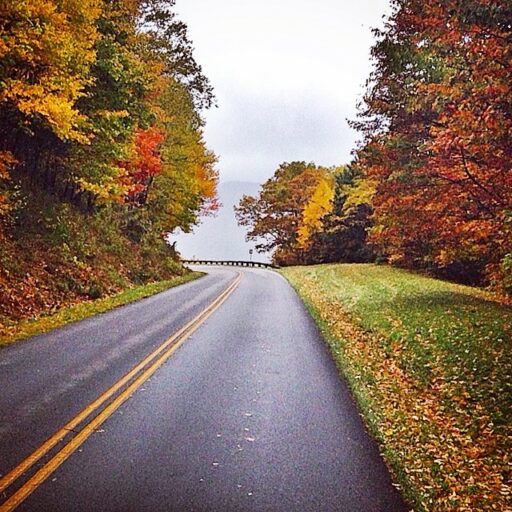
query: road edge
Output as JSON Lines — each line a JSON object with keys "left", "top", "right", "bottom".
{"left": 0, "top": 271, "right": 205, "bottom": 348}
{"left": 279, "top": 268, "right": 416, "bottom": 511}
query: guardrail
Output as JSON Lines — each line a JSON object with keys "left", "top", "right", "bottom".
{"left": 182, "top": 259, "right": 278, "bottom": 269}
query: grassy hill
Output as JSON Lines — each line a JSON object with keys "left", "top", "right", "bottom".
{"left": 0, "top": 195, "right": 192, "bottom": 342}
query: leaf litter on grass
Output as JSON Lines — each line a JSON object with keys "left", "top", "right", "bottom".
{"left": 282, "top": 264, "right": 511, "bottom": 512}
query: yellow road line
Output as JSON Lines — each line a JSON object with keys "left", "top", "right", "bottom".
{"left": 0, "top": 271, "right": 242, "bottom": 511}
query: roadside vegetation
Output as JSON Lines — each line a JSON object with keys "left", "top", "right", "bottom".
{"left": 0, "top": 271, "right": 203, "bottom": 347}
{"left": 282, "top": 263, "right": 511, "bottom": 512}
{"left": 0, "top": 0, "right": 218, "bottom": 331}
{"left": 236, "top": 7, "right": 512, "bottom": 507}
{"left": 237, "top": 0, "right": 511, "bottom": 296}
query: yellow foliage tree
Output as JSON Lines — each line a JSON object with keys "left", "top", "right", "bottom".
{"left": 0, "top": 0, "right": 101, "bottom": 141}
{"left": 297, "top": 176, "right": 334, "bottom": 249}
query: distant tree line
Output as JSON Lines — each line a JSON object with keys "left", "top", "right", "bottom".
{"left": 235, "top": 162, "right": 374, "bottom": 267}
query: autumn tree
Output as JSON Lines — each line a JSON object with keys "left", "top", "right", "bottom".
{"left": 140, "top": 77, "right": 218, "bottom": 245}
{"left": 235, "top": 162, "right": 333, "bottom": 265}
{"left": 138, "top": 0, "right": 215, "bottom": 110}
{"left": 0, "top": 0, "right": 100, "bottom": 142}
{"left": 307, "top": 165, "right": 376, "bottom": 264}
{"left": 297, "top": 175, "right": 334, "bottom": 251}
{"left": 354, "top": 0, "right": 512, "bottom": 288}
{"left": 0, "top": 0, "right": 217, "bottom": 217}
{"left": 0, "top": 0, "right": 219, "bottom": 320}
{"left": 0, "top": 0, "right": 102, "bottom": 213}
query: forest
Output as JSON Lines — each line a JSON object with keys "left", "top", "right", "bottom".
{"left": 236, "top": 0, "right": 511, "bottom": 295}
{"left": 0, "top": 0, "right": 218, "bottom": 330}
{"left": 1, "top": 0, "right": 510, "bottom": 330}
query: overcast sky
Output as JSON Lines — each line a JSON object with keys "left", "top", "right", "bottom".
{"left": 175, "top": 0, "right": 392, "bottom": 184}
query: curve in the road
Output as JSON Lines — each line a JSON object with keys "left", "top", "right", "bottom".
{"left": 0, "top": 272, "right": 242, "bottom": 511}
{"left": 0, "top": 266, "right": 408, "bottom": 512}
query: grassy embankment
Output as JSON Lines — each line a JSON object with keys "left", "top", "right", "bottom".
{"left": 0, "top": 193, "right": 207, "bottom": 346}
{"left": 281, "top": 264, "right": 511, "bottom": 512}
{"left": 0, "top": 272, "right": 203, "bottom": 347}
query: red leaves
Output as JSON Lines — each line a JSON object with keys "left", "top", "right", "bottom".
{"left": 118, "top": 127, "right": 164, "bottom": 205}
{"left": 357, "top": 0, "right": 512, "bottom": 286}
{"left": 131, "top": 127, "right": 164, "bottom": 181}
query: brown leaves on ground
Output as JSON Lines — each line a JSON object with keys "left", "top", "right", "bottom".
{"left": 284, "top": 265, "right": 511, "bottom": 512}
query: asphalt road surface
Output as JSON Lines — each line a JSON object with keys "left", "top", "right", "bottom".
{"left": 0, "top": 267, "right": 408, "bottom": 512}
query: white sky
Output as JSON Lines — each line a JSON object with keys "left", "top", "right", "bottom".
{"left": 175, "top": 0, "right": 392, "bottom": 184}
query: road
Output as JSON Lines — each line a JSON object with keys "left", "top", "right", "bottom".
{"left": 0, "top": 267, "right": 408, "bottom": 512}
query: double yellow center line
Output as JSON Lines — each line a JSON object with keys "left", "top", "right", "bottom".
{"left": 0, "top": 271, "right": 242, "bottom": 511}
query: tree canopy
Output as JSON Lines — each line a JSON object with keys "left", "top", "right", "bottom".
{"left": 0, "top": 0, "right": 219, "bottom": 323}
{"left": 237, "top": 0, "right": 511, "bottom": 294}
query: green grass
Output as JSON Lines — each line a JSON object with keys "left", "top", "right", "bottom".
{"left": 281, "top": 263, "right": 511, "bottom": 512}
{"left": 0, "top": 271, "right": 204, "bottom": 347}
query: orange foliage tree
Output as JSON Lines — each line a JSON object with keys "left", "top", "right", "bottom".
{"left": 119, "top": 127, "right": 165, "bottom": 206}
{"left": 235, "top": 162, "right": 333, "bottom": 265}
